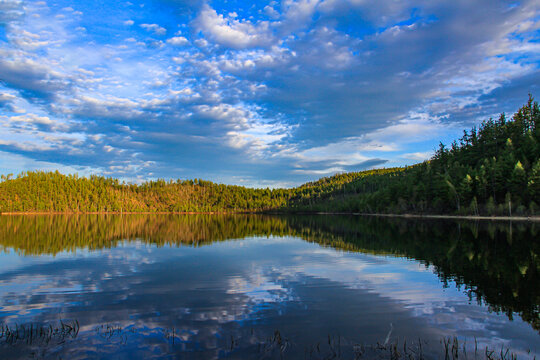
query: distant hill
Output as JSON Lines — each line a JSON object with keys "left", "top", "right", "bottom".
{"left": 1, "top": 96, "right": 539, "bottom": 216}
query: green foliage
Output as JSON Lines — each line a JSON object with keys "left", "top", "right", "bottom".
{"left": 0, "top": 171, "right": 292, "bottom": 213}
{"left": 288, "top": 95, "right": 540, "bottom": 216}
{"left": 0, "top": 165, "right": 403, "bottom": 214}
{"left": 528, "top": 159, "right": 540, "bottom": 199}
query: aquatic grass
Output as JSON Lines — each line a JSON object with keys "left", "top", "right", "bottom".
{"left": 1, "top": 320, "right": 536, "bottom": 359}
{"left": 95, "top": 323, "right": 130, "bottom": 344}
{"left": 249, "top": 332, "right": 533, "bottom": 360}
{"left": 0, "top": 320, "right": 79, "bottom": 346}
{"left": 220, "top": 326, "right": 533, "bottom": 360}
{"left": 250, "top": 329, "right": 291, "bottom": 359}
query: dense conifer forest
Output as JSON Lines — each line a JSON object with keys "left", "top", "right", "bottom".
{"left": 288, "top": 96, "right": 540, "bottom": 216}
{"left": 1, "top": 96, "right": 539, "bottom": 216}
{"left": 0, "top": 173, "right": 293, "bottom": 213}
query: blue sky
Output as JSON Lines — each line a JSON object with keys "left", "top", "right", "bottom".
{"left": 0, "top": 0, "right": 539, "bottom": 187}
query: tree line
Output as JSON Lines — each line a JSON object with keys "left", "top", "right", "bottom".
{"left": 1, "top": 96, "right": 539, "bottom": 216}
{"left": 288, "top": 95, "right": 540, "bottom": 216}
{"left": 0, "top": 173, "right": 292, "bottom": 213}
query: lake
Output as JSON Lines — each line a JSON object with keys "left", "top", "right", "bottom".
{"left": 0, "top": 214, "right": 538, "bottom": 359}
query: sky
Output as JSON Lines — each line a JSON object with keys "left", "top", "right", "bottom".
{"left": 0, "top": 0, "right": 539, "bottom": 187}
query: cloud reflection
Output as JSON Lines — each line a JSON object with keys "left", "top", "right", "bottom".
{"left": 0, "top": 236, "right": 538, "bottom": 358}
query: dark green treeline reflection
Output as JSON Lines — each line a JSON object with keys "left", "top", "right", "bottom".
{"left": 0, "top": 214, "right": 538, "bottom": 332}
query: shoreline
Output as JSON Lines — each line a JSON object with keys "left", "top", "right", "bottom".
{"left": 267, "top": 211, "right": 540, "bottom": 221}
{"left": 349, "top": 212, "right": 540, "bottom": 222}
{"left": 1, "top": 210, "right": 539, "bottom": 221}
{"left": 0, "top": 211, "right": 259, "bottom": 215}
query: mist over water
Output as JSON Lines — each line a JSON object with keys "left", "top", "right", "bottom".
{"left": 0, "top": 215, "right": 538, "bottom": 359}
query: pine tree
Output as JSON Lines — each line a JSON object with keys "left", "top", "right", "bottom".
{"left": 528, "top": 159, "right": 540, "bottom": 203}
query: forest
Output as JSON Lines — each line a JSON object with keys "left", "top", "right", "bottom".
{"left": 1, "top": 96, "right": 539, "bottom": 216}
{"left": 0, "top": 173, "right": 292, "bottom": 213}
{"left": 288, "top": 95, "right": 540, "bottom": 216}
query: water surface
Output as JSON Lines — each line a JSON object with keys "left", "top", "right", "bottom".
{"left": 0, "top": 215, "right": 538, "bottom": 359}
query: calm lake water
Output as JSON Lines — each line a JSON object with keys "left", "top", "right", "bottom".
{"left": 0, "top": 214, "right": 538, "bottom": 359}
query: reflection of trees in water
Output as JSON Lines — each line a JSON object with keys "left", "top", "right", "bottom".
{"left": 0, "top": 214, "right": 292, "bottom": 255}
{"left": 0, "top": 214, "right": 538, "bottom": 332}
{"left": 290, "top": 215, "right": 540, "bottom": 333}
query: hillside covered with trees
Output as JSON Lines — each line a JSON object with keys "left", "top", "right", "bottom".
{"left": 1, "top": 96, "right": 539, "bottom": 216}
{"left": 0, "top": 173, "right": 292, "bottom": 213}
{"left": 288, "top": 96, "right": 540, "bottom": 216}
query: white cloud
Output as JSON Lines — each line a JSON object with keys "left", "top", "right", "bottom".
{"left": 166, "top": 36, "right": 189, "bottom": 46}
{"left": 365, "top": 113, "right": 456, "bottom": 144}
{"left": 195, "top": 103, "right": 251, "bottom": 130}
{"left": 0, "top": 93, "right": 16, "bottom": 103}
{"left": 123, "top": 19, "right": 134, "bottom": 26}
{"left": 402, "top": 151, "right": 433, "bottom": 162}
{"left": 195, "top": 5, "right": 273, "bottom": 49}
{"left": 140, "top": 23, "right": 166, "bottom": 35}
{"left": 9, "top": 113, "right": 54, "bottom": 126}
{"left": 264, "top": 5, "right": 280, "bottom": 19}
{"left": 215, "top": 47, "right": 292, "bottom": 75}
{"left": 226, "top": 120, "right": 290, "bottom": 156}
{"left": 10, "top": 29, "right": 51, "bottom": 49}
{"left": 283, "top": 0, "right": 320, "bottom": 24}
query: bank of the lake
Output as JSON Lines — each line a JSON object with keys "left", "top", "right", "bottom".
{"left": 4, "top": 210, "right": 540, "bottom": 222}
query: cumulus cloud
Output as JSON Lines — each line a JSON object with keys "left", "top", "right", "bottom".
{"left": 0, "top": 93, "right": 17, "bottom": 107}
{"left": 140, "top": 23, "right": 166, "bottom": 35}
{"left": 9, "top": 113, "right": 54, "bottom": 126}
{"left": 195, "top": 5, "right": 274, "bottom": 49}
{"left": 166, "top": 36, "right": 189, "bottom": 46}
